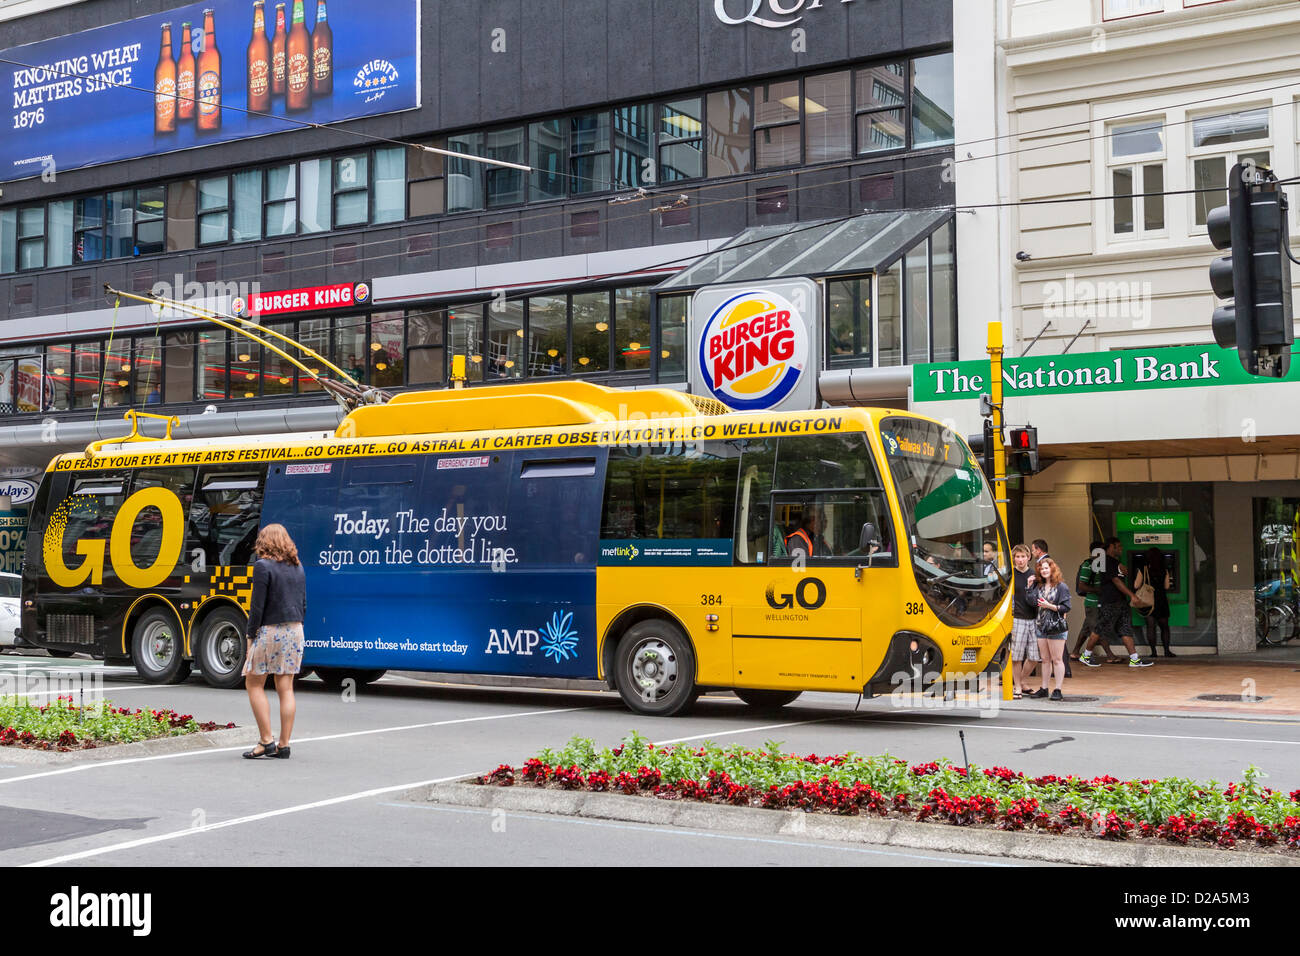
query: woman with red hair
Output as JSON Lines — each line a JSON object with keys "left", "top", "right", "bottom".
{"left": 242, "top": 523, "right": 307, "bottom": 759}
{"left": 1027, "top": 556, "right": 1071, "bottom": 701}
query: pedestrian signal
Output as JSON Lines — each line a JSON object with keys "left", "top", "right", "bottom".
{"left": 1008, "top": 425, "right": 1039, "bottom": 475}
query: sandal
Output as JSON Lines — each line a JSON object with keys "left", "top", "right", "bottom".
{"left": 243, "top": 740, "right": 278, "bottom": 759}
{"left": 271, "top": 746, "right": 291, "bottom": 759}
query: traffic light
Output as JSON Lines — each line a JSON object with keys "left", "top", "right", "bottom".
{"left": 1008, "top": 425, "right": 1039, "bottom": 476}
{"left": 966, "top": 418, "right": 996, "bottom": 483}
{"left": 1208, "top": 163, "right": 1293, "bottom": 378}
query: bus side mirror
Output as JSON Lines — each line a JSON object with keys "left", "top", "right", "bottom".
{"left": 859, "top": 522, "right": 878, "bottom": 552}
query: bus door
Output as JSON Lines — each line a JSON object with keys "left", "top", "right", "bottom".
{"left": 731, "top": 434, "right": 896, "bottom": 693}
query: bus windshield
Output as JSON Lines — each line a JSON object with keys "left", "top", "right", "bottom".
{"left": 880, "top": 416, "right": 1008, "bottom": 627}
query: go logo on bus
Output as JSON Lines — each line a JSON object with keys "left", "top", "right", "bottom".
{"left": 43, "top": 487, "right": 185, "bottom": 590}
{"left": 698, "top": 290, "right": 808, "bottom": 411}
{"left": 765, "top": 577, "right": 826, "bottom": 611}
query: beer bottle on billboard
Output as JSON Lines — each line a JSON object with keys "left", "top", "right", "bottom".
{"left": 177, "top": 21, "right": 196, "bottom": 122}
{"left": 311, "top": 0, "right": 332, "bottom": 97}
{"left": 197, "top": 9, "right": 222, "bottom": 132}
{"left": 247, "top": 1, "right": 271, "bottom": 112}
{"left": 154, "top": 22, "right": 177, "bottom": 134}
{"left": 286, "top": 0, "right": 311, "bottom": 111}
{"left": 271, "top": 3, "right": 287, "bottom": 96}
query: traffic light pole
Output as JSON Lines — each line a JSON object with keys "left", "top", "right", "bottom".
{"left": 988, "top": 321, "right": 1012, "bottom": 702}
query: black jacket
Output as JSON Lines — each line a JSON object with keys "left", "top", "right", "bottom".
{"left": 246, "top": 557, "right": 307, "bottom": 639}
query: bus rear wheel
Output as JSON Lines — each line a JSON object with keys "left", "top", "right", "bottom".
{"left": 131, "top": 609, "right": 192, "bottom": 685}
{"left": 196, "top": 607, "right": 248, "bottom": 689}
{"left": 614, "top": 620, "right": 698, "bottom": 717}
{"left": 734, "top": 689, "right": 802, "bottom": 710}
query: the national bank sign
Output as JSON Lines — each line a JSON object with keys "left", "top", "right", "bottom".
{"left": 713, "top": 0, "right": 861, "bottom": 28}
{"left": 912, "top": 342, "right": 1300, "bottom": 403}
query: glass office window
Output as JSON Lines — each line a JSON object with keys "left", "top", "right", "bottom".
{"left": 0, "top": 208, "right": 16, "bottom": 275}
{"left": 407, "top": 141, "right": 445, "bottom": 218}
{"left": 297, "top": 318, "right": 330, "bottom": 393}
{"left": 334, "top": 153, "right": 369, "bottom": 227}
{"left": 230, "top": 339, "right": 260, "bottom": 399}
{"left": 447, "top": 132, "right": 485, "bottom": 213}
{"left": 931, "top": 223, "right": 956, "bottom": 362}
{"left": 164, "top": 331, "right": 195, "bottom": 403}
{"left": 198, "top": 177, "right": 229, "bottom": 245}
{"left": 706, "top": 88, "right": 752, "bottom": 177}
{"left": 856, "top": 63, "right": 906, "bottom": 154}
{"left": 615, "top": 286, "right": 651, "bottom": 372}
{"left": 657, "top": 294, "right": 688, "bottom": 382}
{"left": 199, "top": 330, "right": 227, "bottom": 399}
{"left": 877, "top": 258, "right": 902, "bottom": 367}
{"left": 299, "top": 158, "right": 332, "bottom": 233}
{"left": 263, "top": 164, "right": 295, "bottom": 239}
{"left": 905, "top": 239, "right": 929, "bottom": 365}
{"left": 134, "top": 335, "right": 164, "bottom": 404}
{"left": 406, "top": 308, "right": 444, "bottom": 385}
{"left": 530, "top": 120, "right": 568, "bottom": 201}
{"left": 571, "top": 113, "right": 611, "bottom": 195}
{"left": 102, "top": 340, "right": 132, "bottom": 408}
{"left": 135, "top": 186, "right": 166, "bottom": 255}
{"left": 527, "top": 296, "right": 568, "bottom": 376}
{"left": 486, "top": 301, "right": 524, "bottom": 379}
{"left": 754, "top": 79, "right": 800, "bottom": 169}
{"left": 827, "top": 276, "right": 872, "bottom": 364}
{"left": 658, "top": 98, "right": 704, "bottom": 182}
{"left": 447, "top": 304, "right": 485, "bottom": 382}
{"left": 804, "top": 71, "right": 851, "bottom": 164}
{"left": 571, "top": 291, "right": 610, "bottom": 373}
{"left": 370, "top": 312, "right": 404, "bottom": 388}
{"left": 335, "top": 315, "right": 368, "bottom": 385}
{"left": 47, "top": 200, "right": 74, "bottom": 268}
{"left": 912, "top": 53, "right": 955, "bottom": 147}
{"left": 613, "top": 105, "right": 652, "bottom": 189}
{"left": 263, "top": 321, "right": 296, "bottom": 396}
{"left": 485, "top": 128, "right": 526, "bottom": 207}
{"left": 74, "top": 196, "right": 106, "bottom": 262}
{"left": 18, "top": 206, "right": 45, "bottom": 270}
{"left": 234, "top": 168, "right": 266, "bottom": 242}
{"left": 45, "top": 343, "right": 73, "bottom": 410}
{"left": 166, "top": 180, "right": 197, "bottom": 252}
{"left": 372, "top": 148, "right": 405, "bottom": 222}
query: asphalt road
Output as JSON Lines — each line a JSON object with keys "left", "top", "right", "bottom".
{"left": 2, "top": 652, "right": 1298, "bottom": 867}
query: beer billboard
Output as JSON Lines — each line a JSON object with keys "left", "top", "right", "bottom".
{"left": 0, "top": 0, "right": 420, "bottom": 183}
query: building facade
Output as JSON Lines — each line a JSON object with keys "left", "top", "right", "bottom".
{"left": 934, "top": 0, "right": 1300, "bottom": 654}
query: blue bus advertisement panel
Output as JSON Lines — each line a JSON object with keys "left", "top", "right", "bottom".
{"left": 263, "top": 448, "right": 605, "bottom": 679}
{"left": 1, "top": 0, "right": 420, "bottom": 183}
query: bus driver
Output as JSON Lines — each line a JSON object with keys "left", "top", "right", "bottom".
{"left": 786, "top": 505, "right": 831, "bottom": 558}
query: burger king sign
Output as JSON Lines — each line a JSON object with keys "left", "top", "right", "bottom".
{"left": 692, "top": 281, "right": 818, "bottom": 411}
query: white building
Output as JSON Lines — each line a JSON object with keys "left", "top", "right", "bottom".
{"left": 938, "top": 0, "right": 1300, "bottom": 653}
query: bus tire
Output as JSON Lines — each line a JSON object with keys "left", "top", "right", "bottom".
{"left": 734, "top": 689, "right": 801, "bottom": 710}
{"left": 131, "top": 608, "right": 192, "bottom": 685}
{"left": 196, "top": 607, "right": 249, "bottom": 690}
{"left": 614, "top": 619, "right": 698, "bottom": 717}
{"left": 315, "top": 667, "right": 386, "bottom": 689}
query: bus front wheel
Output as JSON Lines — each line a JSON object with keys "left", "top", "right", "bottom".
{"left": 196, "top": 607, "right": 249, "bottom": 689}
{"left": 131, "top": 609, "right": 192, "bottom": 685}
{"left": 614, "top": 620, "right": 698, "bottom": 717}
{"left": 734, "top": 689, "right": 801, "bottom": 710}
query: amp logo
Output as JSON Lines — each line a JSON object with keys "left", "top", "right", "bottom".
{"left": 486, "top": 628, "right": 540, "bottom": 656}
{"left": 765, "top": 577, "right": 826, "bottom": 611}
{"left": 486, "top": 611, "right": 580, "bottom": 663}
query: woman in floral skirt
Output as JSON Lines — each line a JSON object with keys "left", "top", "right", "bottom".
{"left": 242, "top": 524, "right": 307, "bottom": 759}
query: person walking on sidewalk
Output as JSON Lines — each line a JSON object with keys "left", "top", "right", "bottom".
{"left": 1079, "top": 537, "right": 1153, "bottom": 669}
{"left": 1009, "top": 544, "right": 1038, "bottom": 698}
{"left": 1072, "top": 540, "right": 1119, "bottom": 662}
{"left": 1027, "top": 556, "right": 1071, "bottom": 700}
{"left": 1139, "top": 546, "right": 1175, "bottom": 657}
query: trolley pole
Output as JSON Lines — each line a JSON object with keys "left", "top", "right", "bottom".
{"left": 988, "top": 321, "right": 1013, "bottom": 702}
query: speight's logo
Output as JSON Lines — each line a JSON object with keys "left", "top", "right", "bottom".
{"left": 354, "top": 59, "right": 400, "bottom": 102}
{"left": 698, "top": 290, "right": 807, "bottom": 410}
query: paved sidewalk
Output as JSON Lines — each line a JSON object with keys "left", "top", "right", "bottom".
{"left": 1018, "top": 657, "right": 1300, "bottom": 717}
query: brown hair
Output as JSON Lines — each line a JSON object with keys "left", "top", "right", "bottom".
{"left": 1011, "top": 543, "right": 1031, "bottom": 561}
{"left": 1036, "top": 556, "right": 1062, "bottom": 588}
{"left": 254, "top": 523, "right": 300, "bottom": 566}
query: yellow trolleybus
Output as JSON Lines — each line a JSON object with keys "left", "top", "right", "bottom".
{"left": 21, "top": 382, "right": 1011, "bottom": 715}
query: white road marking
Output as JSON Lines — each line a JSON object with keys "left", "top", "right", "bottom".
{"left": 377, "top": 802, "right": 1023, "bottom": 866}
{"left": 882, "top": 717, "right": 1300, "bottom": 747}
{"left": 0, "top": 705, "right": 597, "bottom": 786}
{"left": 23, "top": 773, "right": 477, "bottom": 867}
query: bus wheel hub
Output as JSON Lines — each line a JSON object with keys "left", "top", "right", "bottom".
{"left": 630, "top": 639, "right": 675, "bottom": 695}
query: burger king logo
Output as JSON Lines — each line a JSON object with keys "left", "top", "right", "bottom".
{"left": 698, "top": 290, "right": 808, "bottom": 410}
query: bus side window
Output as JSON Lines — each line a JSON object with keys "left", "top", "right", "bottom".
{"left": 52, "top": 475, "right": 128, "bottom": 582}
{"left": 129, "top": 468, "right": 197, "bottom": 571}
{"left": 193, "top": 470, "right": 266, "bottom": 568}
{"left": 734, "top": 439, "right": 774, "bottom": 565}
{"left": 599, "top": 444, "right": 739, "bottom": 543}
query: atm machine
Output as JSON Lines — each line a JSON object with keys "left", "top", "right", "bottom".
{"left": 1117, "top": 512, "right": 1192, "bottom": 629}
